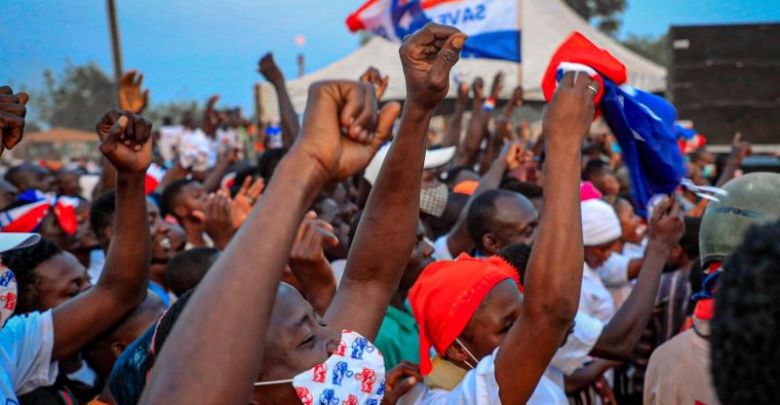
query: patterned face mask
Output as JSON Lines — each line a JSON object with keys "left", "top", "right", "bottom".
{"left": 255, "top": 329, "right": 386, "bottom": 405}
{"left": 0, "top": 264, "right": 18, "bottom": 328}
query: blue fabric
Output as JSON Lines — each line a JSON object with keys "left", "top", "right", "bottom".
{"left": 148, "top": 282, "right": 170, "bottom": 309}
{"left": 108, "top": 325, "right": 154, "bottom": 405}
{"left": 600, "top": 81, "right": 685, "bottom": 218}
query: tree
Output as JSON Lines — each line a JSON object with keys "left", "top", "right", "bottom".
{"left": 35, "top": 62, "right": 117, "bottom": 131}
{"left": 564, "top": 0, "right": 626, "bottom": 37}
{"left": 144, "top": 100, "right": 202, "bottom": 127}
{"left": 622, "top": 33, "right": 668, "bottom": 67}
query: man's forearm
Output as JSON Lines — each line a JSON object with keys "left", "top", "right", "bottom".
{"left": 273, "top": 81, "right": 300, "bottom": 147}
{"left": 345, "top": 105, "right": 430, "bottom": 285}
{"left": 141, "top": 150, "right": 325, "bottom": 404}
{"left": 592, "top": 241, "right": 670, "bottom": 360}
{"left": 441, "top": 102, "right": 466, "bottom": 147}
{"left": 99, "top": 172, "right": 149, "bottom": 302}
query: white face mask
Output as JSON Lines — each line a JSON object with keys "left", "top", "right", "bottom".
{"left": 0, "top": 264, "right": 18, "bottom": 328}
{"left": 255, "top": 329, "right": 386, "bottom": 405}
{"left": 455, "top": 338, "right": 480, "bottom": 369}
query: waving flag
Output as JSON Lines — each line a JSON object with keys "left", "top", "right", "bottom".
{"left": 346, "top": 0, "right": 521, "bottom": 62}
{"left": 543, "top": 32, "right": 685, "bottom": 217}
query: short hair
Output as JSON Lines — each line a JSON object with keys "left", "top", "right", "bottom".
{"left": 680, "top": 216, "right": 702, "bottom": 259}
{"left": 164, "top": 248, "right": 219, "bottom": 296}
{"left": 497, "top": 243, "right": 532, "bottom": 283}
{"left": 90, "top": 190, "right": 116, "bottom": 237}
{"left": 582, "top": 159, "right": 609, "bottom": 182}
{"left": 1, "top": 239, "right": 62, "bottom": 314}
{"left": 501, "top": 178, "right": 543, "bottom": 200}
{"left": 466, "top": 189, "right": 516, "bottom": 249}
{"left": 159, "top": 179, "right": 196, "bottom": 217}
{"left": 712, "top": 220, "right": 780, "bottom": 404}
{"left": 4, "top": 163, "right": 41, "bottom": 189}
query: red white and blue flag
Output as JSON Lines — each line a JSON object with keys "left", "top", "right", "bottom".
{"left": 346, "top": 0, "right": 521, "bottom": 62}
{"left": 542, "top": 32, "right": 685, "bottom": 218}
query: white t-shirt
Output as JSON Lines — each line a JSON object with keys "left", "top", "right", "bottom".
{"left": 580, "top": 264, "right": 616, "bottom": 324}
{"left": 432, "top": 235, "right": 454, "bottom": 261}
{"left": 595, "top": 253, "right": 633, "bottom": 309}
{"left": 0, "top": 311, "right": 58, "bottom": 402}
{"left": 545, "top": 311, "right": 604, "bottom": 391}
{"left": 398, "top": 349, "right": 567, "bottom": 405}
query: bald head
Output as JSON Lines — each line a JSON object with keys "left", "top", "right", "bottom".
{"left": 467, "top": 189, "right": 539, "bottom": 255}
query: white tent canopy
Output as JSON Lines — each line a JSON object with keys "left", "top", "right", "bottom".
{"left": 259, "top": 0, "right": 666, "bottom": 121}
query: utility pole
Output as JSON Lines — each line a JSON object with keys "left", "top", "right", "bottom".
{"left": 106, "top": 0, "right": 124, "bottom": 84}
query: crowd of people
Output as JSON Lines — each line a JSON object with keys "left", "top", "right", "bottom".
{"left": 0, "top": 22, "right": 778, "bottom": 405}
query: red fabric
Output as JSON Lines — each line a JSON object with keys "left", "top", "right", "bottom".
{"left": 542, "top": 32, "right": 628, "bottom": 115}
{"left": 409, "top": 254, "right": 520, "bottom": 374}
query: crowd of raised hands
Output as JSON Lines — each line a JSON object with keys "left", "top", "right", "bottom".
{"left": 0, "top": 21, "right": 713, "bottom": 405}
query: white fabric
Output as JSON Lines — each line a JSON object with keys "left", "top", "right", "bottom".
{"left": 0, "top": 234, "right": 39, "bottom": 253}
{"left": 158, "top": 125, "right": 185, "bottom": 164}
{"left": 581, "top": 199, "right": 621, "bottom": 247}
{"left": 0, "top": 311, "right": 58, "bottom": 401}
{"left": 596, "top": 253, "right": 634, "bottom": 310}
{"left": 622, "top": 238, "right": 647, "bottom": 260}
{"left": 364, "top": 145, "right": 456, "bottom": 186}
{"left": 87, "top": 248, "right": 106, "bottom": 285}
{"left": 178, "top": 128, "right": 217, "bottom": 171}
{"left": 580, "top": 263, "right": 616, "bottom": 324}
{"left": 255, "top": 330, "right": 385, "bottom": 405}
{"left": 398, "top": 349, "right": 567, "bottom": 405}
{"left": 544, "top": 311, "right": 604, "bottom": 395}
{"left": 433, "top": 235, "right": 454, "bottom": 261}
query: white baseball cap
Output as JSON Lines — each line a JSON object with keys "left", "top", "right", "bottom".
{"left": 0, "top": 233, "right": 41, "bottom": 253}
{"left": 363, "top": 144, "right": 456, "bottom": 186}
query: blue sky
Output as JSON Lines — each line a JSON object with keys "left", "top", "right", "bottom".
{"left": 1, "top": 0, "right": 778, "bottom": 114}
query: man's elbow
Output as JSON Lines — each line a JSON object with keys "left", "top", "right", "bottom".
{"left": 526, "top": 300, "right": 577, "bottom": 330}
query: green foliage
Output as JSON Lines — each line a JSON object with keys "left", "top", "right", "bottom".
{"left": 34, "top": 62, "right": 116, "bottom": 131}
{"left": 564, "top": 0, "right": 627, "bottom": 37}
{"left": 622, "top": 33, "right": 668, "bottom": 67}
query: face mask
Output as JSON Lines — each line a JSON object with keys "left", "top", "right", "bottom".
{"left": 255, "top": 329, "right": 386, "bottom": 405}
{"left": 455, "top": 338, "right": 480, "bottom": 369}
{"left": 0, "top": 264, "right": 18, "bottom": 328}
{"left": 703, "top": 164, "right": 716, "bottom": 179}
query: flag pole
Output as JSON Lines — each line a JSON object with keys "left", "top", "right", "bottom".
{"left": 516, "top": 0, "right": 523, "bottom": 93}
{"left": 106, "top": 0, "right": 123, "bottom": 84}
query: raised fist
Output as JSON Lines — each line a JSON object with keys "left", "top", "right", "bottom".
{"left": 542, "top": 71, "right": 597, "bottom": 147}
{"left": 648, "top": 196, "right": 685, "bottom": 248}
{"left": 0, "top": 86, "right": 29, "bottom": 155}
{"left": 359, "top": 66, "right": 390, "bottom": 101}
{"left": 399, "top": 23, "right": 466, "bottom": 110}
{"left": 118, "top": 70, "right": 149, "bottom": 114}
{"left": 295, "top": 81, "right": 400, "bottom": 181}
{"left": 95, "top": 109, "right": 153, "bottom": 173}
{"left": 489, "top": 71, "right": 504, "bottom": 99}
{"left": 258, "top": 52, "right": 284, "bottom": 85}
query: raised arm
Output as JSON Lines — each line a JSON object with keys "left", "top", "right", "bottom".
{"left": 495, "top": 72, "right": 596, "bottom": 405}
{"left": 52, "top": 109, "right": 153, "bottom": 360}
{"left": 325, "top": 23, "right": 465, "bottom": 340}
{"left": 456, "top": 77, "right": 489, "bottom": 167}
{"left": 0, "top": 85, "right": 29, "bottom": 156}
{"left": 441, "top": 81, "right": 469, "bottom": 147}
{"left": 259, "top": 52, "right": 299, "bottom": 148}
{"left": 140, "top": 80, "right": 398, "bottom": 405}
{"left": 591, "top": 198, "right": 684, "bottom": 360}
{"left": 288, "top": 212, "right": 340, "bottom": 315}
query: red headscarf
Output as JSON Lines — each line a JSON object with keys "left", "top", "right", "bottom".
{"left": 408, "top": 254, "right": 520, "bottom": 374}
